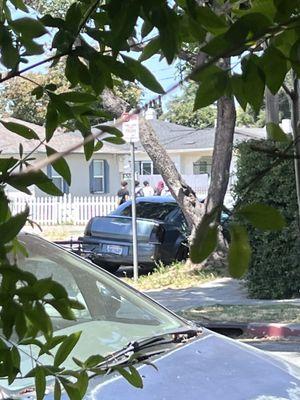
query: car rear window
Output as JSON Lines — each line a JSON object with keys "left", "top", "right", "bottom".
{"left": 114, "top": 202, "right": 178, "bottom": 221}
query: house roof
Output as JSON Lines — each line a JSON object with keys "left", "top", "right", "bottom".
{"left": 0, "top": 117, "right": 266, "bottom": 156}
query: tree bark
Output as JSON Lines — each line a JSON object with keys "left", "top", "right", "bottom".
{"left": 265, "top": 88, "right": 279, "bottom": 132}
{"left": 139, "top": 118, "right": 204, "bottom": 229}
{"left": 100, "top": 89, "right": 129, "bottom": 117}
{"left": 206, "top": 95, "right": 236, "bottom": 215}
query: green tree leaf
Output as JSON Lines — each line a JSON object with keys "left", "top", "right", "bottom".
{"left": 54, "top": 332, "right": 82, "bottom": 367}
{"left": 60, "top": 92, "right": 97, "bottom": 103}
{"left": 243, "top": 56, "right": 265, "bottom": 114}
{"left": 54, "top": 379, "right": 62, "bottom": 400}
{"left": 0, "top": 207, "right": 29, "bottom": 244}
{"left": 7, "top": 171, "right": 63, "bottom": 196}
{"left": 46, "top": 146, "right": 71, "bottom": 186}
{"left": 122, "top": 55, "right": 165, "bottom": 94}
{"left": 262, "top": 46, "right": 287, "bottom": 94}
{"left": 65, "top": 56, "right": 80, "bottom": 87}
{"left": 47, "top": 92, "right": 74, "bottom": 121}
{"left": 190, "top": 213, "right": 218, "bottom": 263}
{"left": 238, "top": 203, "right": 286, "bottom": 230}
{"left": 103, "top": 137, "right": 126, "bottom": 144}
{"left": 10, "top": 0, "right": 28, "bottom": 12}
{"left": 0, "top": 120, "right": 39, "bottom": 140}
{"left": 98, "top": 125, "right": 123, "bottom": 137}
{"left": 228, "top": 224, "right": 251, "bottom": 278}
{"left": 45, "top": 102, "right": 59, "bottom": 141}
{"left": 10, "top": 17, "right": 48, "bottom": 38}
{"left": 266, "top": 122, "right": 290, "bottom": 142}
{"left": 139, "top": 38, "right": 161, "bottom": 62}
{"left": 194, "top": 71, "right": 228, "bottom": 110}
{"left": 115, "top": 366, "right": 143, "bottom": 388}
{"left": 60, "top": 378, "right": 81, "bottom": 400}
{"left": 0, "top": 26, "right": 19, "bottom": 68}
{"left": 195, "top": 6, "right": 228, "bottom": 34}
{"left": 35, "top": 367, "right": 46, "bottom": 400}
{"left": 231, "top": 74, "right": 247, "bottom": 110}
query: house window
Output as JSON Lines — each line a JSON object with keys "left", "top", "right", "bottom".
{"left": 47, "top": 166, "right": 69, "bottom": 193}
{"left": 141, "top": 161, "right": 152, "bottom": 175}
{"left": 134, "top": 161, "right": 159, "bottom": 175}
{"left": 193, "top": 161, "right": 208, "bottom": 175}
{"left": 90, "top": 160, "right": 107, "bottom": 193}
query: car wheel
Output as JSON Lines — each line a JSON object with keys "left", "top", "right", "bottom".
{"left": 176, "top": 243, "right": 188, "bottom": 262}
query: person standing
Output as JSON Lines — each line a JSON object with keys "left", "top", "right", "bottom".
{"left": 135, "top": 180, "right": 144, "bottom": 197}
{"left": 143, "top": 180, "right": 154, "bottom": 196}
{"left": 117, "top": 181, "right": 129, "bottom": 205}
{"left": 155, "top": 181, "right": 164, "bottom": 196}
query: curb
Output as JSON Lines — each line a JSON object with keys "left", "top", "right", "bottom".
{"left": 200, "top": 321, "right": 300, "bottom": 339}
{"left": 246, "top": 323, "right": 300, "bottom": 339}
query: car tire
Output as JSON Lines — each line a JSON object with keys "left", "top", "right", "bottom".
{"left": 176, "top": 243, "right": 188, "bottom": 262}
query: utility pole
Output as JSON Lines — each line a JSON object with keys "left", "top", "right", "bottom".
{"left": 130, "top": 141, "right": 138, "bottom": 281}
{"left": 122, "top": 112, "right": 140, "bottom": 281}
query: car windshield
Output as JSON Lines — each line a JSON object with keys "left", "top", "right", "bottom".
{"left": 114, "top": 201, "right": 178, "bottom": 220}
{"left": 7, "top": 234, "right": 187, "bottom": 389}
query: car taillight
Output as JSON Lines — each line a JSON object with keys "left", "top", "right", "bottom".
{"left": 150, "top": 225, "right": 165, "bottom": 243}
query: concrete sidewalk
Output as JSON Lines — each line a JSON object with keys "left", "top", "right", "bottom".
{"left": 145, "top": 277, "right": 300, "bottom": 311}
{"left": 145, "top": 278, "right": 300, "bottom": 339}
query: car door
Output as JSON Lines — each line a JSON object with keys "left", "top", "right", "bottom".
{"left": 160, "top": 208, "right": 189, "bottom": 263}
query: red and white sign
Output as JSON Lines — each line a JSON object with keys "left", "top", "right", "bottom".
{"left": 121, "top": 113, "right": 139, "bottom": 143}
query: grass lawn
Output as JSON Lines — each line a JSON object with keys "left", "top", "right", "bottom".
{"left": 181, "top": 304, "right": 300, "bottom": 324}
{"left": 124, "top": 262, "right": 225, "bottom": 291}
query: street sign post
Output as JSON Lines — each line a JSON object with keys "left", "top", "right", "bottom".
{"left": 122, "top": 113, "right": 139, "bottom": 282}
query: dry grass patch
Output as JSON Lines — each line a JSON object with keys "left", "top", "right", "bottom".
{"left": 124, "top": 262, "right": 224, "bottom": 291}
{"left": 37, "top": 225, "right": 84, "bottom": 241}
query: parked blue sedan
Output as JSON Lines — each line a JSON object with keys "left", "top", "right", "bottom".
{"left": 3, "top": 233, "right": 300, "bottom": 400}
{"left": 80, "top": 197, "right": 190, "bottom": 273}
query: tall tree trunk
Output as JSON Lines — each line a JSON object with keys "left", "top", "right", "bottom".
{"left": 206, "top": 94, "right": 236, "bottom": 215}
{"left": 265, "top": 88, "right": 279, "bottom": 135}
{"left": 139, "top": 118, "right": 204, "bottom": 229}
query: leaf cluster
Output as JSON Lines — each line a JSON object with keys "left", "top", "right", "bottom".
{"left": 233, "top": 139, "right": 300, "bottom": 299}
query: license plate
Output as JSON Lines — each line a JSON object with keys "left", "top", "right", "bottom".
{"left": 106, "top": 245, "right": 123, "bottom": 255}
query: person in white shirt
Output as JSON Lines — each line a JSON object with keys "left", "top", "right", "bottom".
{"left": 143, "top": 180, "right": 154, "bottom": 196}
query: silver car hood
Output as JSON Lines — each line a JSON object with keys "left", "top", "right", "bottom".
{"left": 88, "top": 329, "right": 300, "bottom": 400}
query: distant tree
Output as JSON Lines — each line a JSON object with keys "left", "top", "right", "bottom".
{"left": 163, "top": 84, "right": 216, "bottom": 128}
{"left": 0, "top": 66, "right": 141, "bottom": 125}
{"left": 236, "top": 106, "right": 266, "bottom": 128}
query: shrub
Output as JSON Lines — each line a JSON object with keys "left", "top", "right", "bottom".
{"left": 233, "top": 139, "right": 300, "bottom": 299}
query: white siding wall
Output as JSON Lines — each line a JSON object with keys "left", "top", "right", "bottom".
{"left": 21, "top": 153, "right": 122, "bottom": 197}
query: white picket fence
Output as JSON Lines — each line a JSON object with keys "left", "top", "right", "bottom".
{"left": 9, "top": 188, "right": 209, "bottom": 226}
{"left": 10, "top": 194, "right": 119, "bottom": 226}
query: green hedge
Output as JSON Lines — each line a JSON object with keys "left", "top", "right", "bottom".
{"left": 233, "top": 139, "right": 300, "bottom": 299}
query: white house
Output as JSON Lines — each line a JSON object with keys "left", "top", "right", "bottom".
{"left": 0, "top": 110, "right": 266, "bottom": 197}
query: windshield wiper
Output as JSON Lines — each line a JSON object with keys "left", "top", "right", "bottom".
{"left": 97, "top": 327, "right": 201, "bottom": 369}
